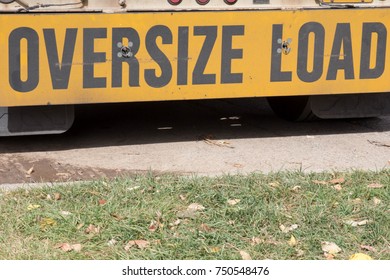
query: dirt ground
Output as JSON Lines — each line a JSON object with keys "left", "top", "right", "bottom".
{"left": 1, "top": 98, "right": 389, "bottom": 185}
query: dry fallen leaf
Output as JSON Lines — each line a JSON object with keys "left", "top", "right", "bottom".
{"left": 345, "top": 219, "right": 370, "bottom": 227}
{"left": 98, "top": 199, "right": 107, "bottom": 205}
{"left": 292, "top": 186, "right": 302, "bottom": 192}
{"left": 26, "top": 167, "right": 34, "bottom": 175}
{"left": 107, "top": 239, "right": 117, "bottom": 247}
{"left": 331, "top": 184, "right": 343, "bottom": 191}
{"left": 324, "top": 253, "right": 335, "bottom": 260}
{"left": 312, "top": 180, "right": 328, "bottom": 185}
{"left": 54, "top": 193, "right": 61, "bottom": 201}
{"left": 352, "top": 198, "right": 362, "bottom": 205}
{"left": 177, "top": 203, "right": 205, "bottom": 218}
{"left": 210, "top": 247, "right": 220, "bottom": 253}
{"left": 250, "top": 237, "right": 263, "bottom": 245}
{"left": 360, "top": 245, "right": 377, "bottom": 252}
{"left": 288, "top": 235, "right": 297, "bottom": 247}
{"left": 373, "top": 197, "right": 382, "bottom": 205}
{"left": 187, "top": 203, "right": 205, "bottom": 211}
{"left": 367, "top": 183, "right": 383, "bottom": 189}
{"left": 227, "top": 199, "right": 241, "bottom": 206}
{"left": 127, "top": 186, "right": 140, "bottom": 191}
{"left": 40, "top": 218, "right": 57, "bottom": 230}
{"left": 124, "top": 240, "right": 150, "bottom": 251}
{"left": 329, "top": 178, "right": 345, "bottom": 184}
{"left": 269, "top": 182, "right": 280, "bottom": 187}
{"left": 179, "top": 195, "right": 186, "bottom": 201}
{"left": 56, "top": 243, "right": 82, "bottom": 252}
{"left": 148, "top": 220, "right": 158, "bottom": 232}
{"left": 321, "top": 241, "right": 342, "bottom": 255}
{"left": 85, "top": 224, "right": 100, "bottom": 234}
{"left": 280, "top": 224, "right": 299, "bottom": 233}
{"left": 56, "top": 243, "right": 72, "bottom": 252}
{"left": 199, "top": 223, "right": 212, "bottom": 232}
{"left": 349, "top": 253, "right": 373, "bottom": 260}
{"left": 239, "top": 250, "right": 252, "bottom": 260}
{"left": 27, "top": 204, "right": 41, "bottom": 211}
{"left": 71, "top": 244, "right": 82, "bottom": 252}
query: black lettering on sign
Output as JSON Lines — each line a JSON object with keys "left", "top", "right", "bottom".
{"left": 83, "top": 28, "right": 107, "bottom": 89}
{"left": 221, "top": 25, "right": 244, "bottom": 84}
{"left": 112, "top": 28, "right": 140, "bottom": 88}
{"left": 193, "top": 26, "right": 217, "bottom": 85}
{"left": 9, "top": 27, "right": 39, "bottom": 92}
{"left": 177, "top": 26, "right": 189, "bottom": 86}
{"left": 326, "top": 23, "right": 354, "bottom": 80}
{"left": 145, "top": 25, "right": 173, "bottom": 88}
{"left": 360, "top": 22, "right": 387, "bottom": 79}
{"left": 44, "top": 29, "right": 77, "bottom": 90}
{"left": 297, "top": 22, "right": 325, "bottom": 83}
{"left": 271, "top": 24, "right": 292, "bottom": 82}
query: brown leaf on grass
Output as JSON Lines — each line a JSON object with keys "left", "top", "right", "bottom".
{"left": 177, "top": 203, "right": 205, "bottom": 218}
{"left": 288, "top": 235, "right": 297, "bottom": 247}
{"left": 107, "top": 239, "right": 117, "bottom": 247}
{"left": 199, "top": 223, "right": 212, "bottom": 232}
{"left": 345, "top": 219, "right": 371, "bottom": 227}
{"left": 39, "top": 218, "right": 57, "bottom": 230}
{"left": 291, "top": 186, "right": 302, "bottom": 192}
{"left": 312, "top": 180, "right": 328, "bottom": 185}
{"left": 85, "top": 224, "right": 100, "bottom": 234}
{"left": 279, "top": 224, "right": 298, "bottom": 233}
{"left": 56, "top": 243, "right": 82, "bottom": 252}
{"left": 124, "top": 240, "right": 150, "bottom": 251}
{"left": 239, "top": 250, "right": 252, "bottom": 260}
{"left": 76, "top": 223, "right": 84, "bottom": 230}
{"left": 367, "top": 183, "right": 383, "bottom": 189}
{"left": 269, "top": 182, "right": 280, "bottom": 187}
{"left": 329, "top": 177, "right": 345, "bottom": 184}
{"left": 149, "top": 220, "right": 158, "bottom": 232}
{"left": 373, "top": 197, "right": 382, "bottom": 205}
{"left": 60, "top": 211, "right": 72, "bottom": 216}
{"left": 71, "top": 244, "right": 82, "bottom": 252}
{"left": 27, "top": 204, "right": 41, "bottom": 211}
{"left": 227, "top": 199, "right": 241, "bottom": 206}
{"left": 110, "top": 213, "right": 125, "bottom": 221}
{"left": 98, "top": 199, "right": 107, "bottom": 205}
{"left": 179, "top": 195, "right": 186, "bottom": 201}
{"left": 352, "top": 198, "right": 362, "bottom": 205}
{"left": 360, "top": 245, "right": 377, "bottom": 252}
{"left": 349, "top": 253, "right": 373, "bottom": 260}
{"left": 321, "top": 241, "right": 342, "bottom": 255}
{"left": 56, "top": 243, "right": 72, "bottom": 252}
{"left": 331, "top": 184, "right": 343, "bottom": 191}
{"left": 210, "top": 247, "right": 220, "bottom": 253}
{"left": 54, "top": 193, "right": 61, "bottom": 201}
{"left": 250, "top": 237, "right": 263, "bottom": 245}
{"left": 187, "top": 203, "right": 205, "bottom": 211}
{"left": 324, "top": 253, "right": 335, "bottom": 260}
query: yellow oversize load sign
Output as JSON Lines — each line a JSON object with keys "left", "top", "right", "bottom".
{"left": 0, "top": 9, "right": 390, "bottom": 107}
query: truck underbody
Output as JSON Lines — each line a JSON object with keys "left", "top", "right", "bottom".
{"left": 1, "top": 0, "right": 390, "bottom": 135}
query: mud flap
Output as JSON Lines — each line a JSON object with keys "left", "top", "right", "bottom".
{"left": 0, "top": 105, "right": 74, "bottom": 136}
{"left": 310, "top": 93, "right": 390, "bottom": 119}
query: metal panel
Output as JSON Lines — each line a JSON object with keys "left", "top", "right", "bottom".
{"left": 1, "top": 9, "right": 390, "bottom": 107}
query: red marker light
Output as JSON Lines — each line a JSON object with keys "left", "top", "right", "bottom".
{"left": 168, "top": 0, "right": 182, "bottom": 5}
{"left": 196, "top": 0, "right": 210, "bottom": 5}
{"left": 224, "top": 0, "right": 238, "bottom": 4}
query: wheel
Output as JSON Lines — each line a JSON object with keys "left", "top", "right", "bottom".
{"left": 267, "top": 96, "right": 317, "bottom": 121}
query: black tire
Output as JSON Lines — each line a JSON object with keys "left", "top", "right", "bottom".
{"left": 267, "top": 96, "right": 318, "bottom": 121}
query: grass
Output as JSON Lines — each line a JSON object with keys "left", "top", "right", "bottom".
{"left": 0, "top": 171, "right": 389, "bottom": 260}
